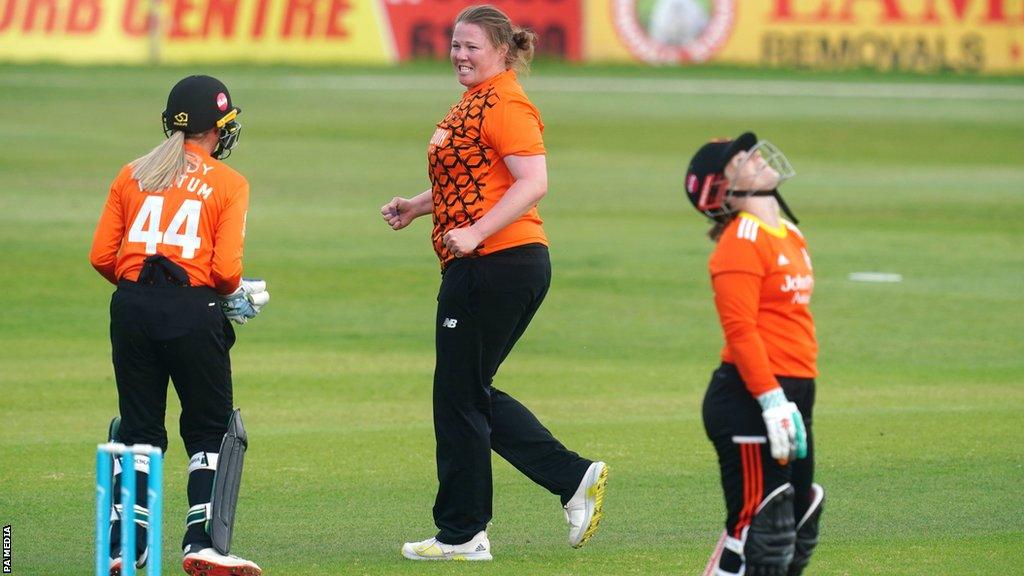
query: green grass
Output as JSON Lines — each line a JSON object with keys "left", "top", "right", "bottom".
{"left": 1, "top": 63, "right": 1022, "bottom": 574}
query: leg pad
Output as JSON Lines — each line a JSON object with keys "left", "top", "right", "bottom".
{"left": 209, "top": 409, "right": 248, "bottom": 554}
{"left": 745, "top": 484, "right": 796, "bottom": 576}
{"left": 787, "top": 483, "right": 825, "bottom": 576}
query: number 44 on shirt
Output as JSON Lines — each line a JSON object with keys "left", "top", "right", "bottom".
{"left": 128, "top": 196, "right": 202, "bottom": 259}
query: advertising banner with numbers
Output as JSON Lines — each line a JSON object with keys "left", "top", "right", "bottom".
{"left": 381, "top": 0, "right": 582, "bottom": 60}
{"left": 0, "top": 0, "right": 580, "bottom": 63}
{"left": 1, "top": 0, "right": 1021, "bottom": 74}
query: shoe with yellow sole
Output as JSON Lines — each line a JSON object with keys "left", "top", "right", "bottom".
{"left": 565, "top": 461, "right": 608, "bottom": 548}
{"left": 401, "top": 530, "right": 492, "bottom": 561}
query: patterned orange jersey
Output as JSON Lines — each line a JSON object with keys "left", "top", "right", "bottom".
{"left": 90, "top": 142, "right": 249, "bottom": 295}
{"left": 709, "top": 212, "right": 818, "bottom": 396}
{"left": 428, "top": 69, "right": 548, "bottom": 268}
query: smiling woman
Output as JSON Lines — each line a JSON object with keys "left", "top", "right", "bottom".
{"left": 379, "top": 3, "right": 609, "bottom": 563}
{"left": 449, "top": 6, "right": 537, "bottom": 88}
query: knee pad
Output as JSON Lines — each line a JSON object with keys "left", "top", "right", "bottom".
{"left": 744, "top": 484, "right": 796, "bottom": 576}
{"left": 787, "top": 483, "right": 825, "bottom": 576}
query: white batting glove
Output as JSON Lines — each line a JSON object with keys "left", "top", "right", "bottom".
{"left": 756, "top": 388, "right": 808, "bottom": 464}
{"left": 220, "top": 278, "right": 270, "bottom": 324}
{"left": 220, "top": 289, "right": 257, "bottom": 325}
{"left": 241, "top": 278, "right": 270, "bottom": 312}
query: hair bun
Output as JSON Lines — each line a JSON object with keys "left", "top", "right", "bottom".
{"left": 512, "top": 29, "right": 531, "bottom": 50}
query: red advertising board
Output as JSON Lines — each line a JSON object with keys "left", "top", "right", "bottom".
{"left": 381, "top": 0, "right": 582, "bottom": 61}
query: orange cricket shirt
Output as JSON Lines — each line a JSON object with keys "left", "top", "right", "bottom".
{"left": 709, "top": 212, "right": 818, "bottom": 396}
{"left": 428, "top": 69, "right": 548, "bottom": 268}
{"left": 89, "top": 142, "right": 249, "bottom": 295}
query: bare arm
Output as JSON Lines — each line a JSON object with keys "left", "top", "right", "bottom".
{"left": 381, "top": 189, "right": 433, "bottom": 230}
{"left": 442, "top": 154, "right": 547, "bottom": 257}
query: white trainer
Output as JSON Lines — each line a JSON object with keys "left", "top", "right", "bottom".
{"left": 401, "top": 530, "right": 492, "bottom": 561}
{"left": 565, "top": 461, "right": 608, "bottom": 548}
{"left": 182, "top": 544, "right": 262, "bottom": 576}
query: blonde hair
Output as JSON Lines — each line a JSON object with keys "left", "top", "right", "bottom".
{"left": 129, "top": 131, "right": 187, "bottom": 192}
{"left": 455, "top": 5, "right": 537, "bottom": 74}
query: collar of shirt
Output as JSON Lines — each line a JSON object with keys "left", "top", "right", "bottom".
{"left": 465, "top": 69, "right": 516, "bottom": 96}
{"left": 738, "top": 211, "right": 787, "bottom": 238}
{"left": 184, "top": 140, "right": 213, "bottom": 160}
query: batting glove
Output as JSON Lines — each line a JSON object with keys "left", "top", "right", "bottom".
{"left": 240, "top": 278, "right": 270, "bottom": 312}
{"left": 756, "top": 388, "right": 807, "bottom": 464}
{"left": 220, "top": 279, "right": 270, "bottom": 325}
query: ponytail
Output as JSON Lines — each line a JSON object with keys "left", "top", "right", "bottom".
{"left": 708, "top": 214, "right": 737, "bottom": 242}
{"left": 129, "top": 131, "right": 187, "bottom": 192}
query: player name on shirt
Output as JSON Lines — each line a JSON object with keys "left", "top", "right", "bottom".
{"left": 167, "top": 154, "right": 217, "bottom": 200}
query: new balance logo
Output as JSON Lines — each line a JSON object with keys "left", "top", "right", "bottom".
{"left": 778, "top": 253, "right": 790, "bottom": 266}
{"left": 442, "top": 318, "right": 458, "bottom": 329}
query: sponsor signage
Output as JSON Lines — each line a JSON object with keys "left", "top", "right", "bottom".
{"left": 609, "top": 0, "right": 735, "bottom": 63}
{"left": 757, "top": 0, "right": 1022, "bottom": 73}
{"left": 381, "top": 0, "right": 583, "bottom": 61}
{"left": 590, "top": 0, "right": 1024, "bottom": 74}
{"left": 0, "top": 0, "right": 1020, "bottom": 73}
{"left": 0, "top": 0, "right": 391, "bottom": 63}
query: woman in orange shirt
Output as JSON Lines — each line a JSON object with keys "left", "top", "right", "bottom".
{"left": 685, "top": 133, "right": 824, "bottom": 576}
{"left": 381, "top": 5, "right": 607, "bottom": 561}
{"left": 90, "top": 75, "right": 264, "bottom": 576}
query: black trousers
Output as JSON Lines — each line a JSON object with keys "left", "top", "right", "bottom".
{"left": 110, "top": 280, "right": 234, "bottom": 456}
{"left": 432, "top": 245, "right": 592, "bottom": 544}
{"left": 702, "top": 363, "right": 816, "bottom": 541}
{"left": 108, "top": 279, "right": 237, "bottom": 553}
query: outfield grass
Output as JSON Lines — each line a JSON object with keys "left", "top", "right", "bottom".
{"left": 0, "top": 63, "right": 1022, "bottom": 575}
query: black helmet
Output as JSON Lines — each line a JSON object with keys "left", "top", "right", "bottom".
{"left": 684, "top": 131, "right": 799, "bottom": 224}
{"left": 161, "top": 75, "right": 242, "bottom": 159}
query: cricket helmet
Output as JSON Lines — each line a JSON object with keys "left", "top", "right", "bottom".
{"left": 684, "top": 131, "right": 799, "bottom": 224}
{"left": 161, "top": 75, "right": 242, "bottom": 159}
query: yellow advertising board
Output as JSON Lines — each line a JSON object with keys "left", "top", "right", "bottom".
{"left": 586, "top": 0, "right": 1024, "bottom": 74}
{"left": 0, "top": 0, "right": 392, "bottom": 63}
{"left": 2, "top": 0, "right": 1021, "bottom": 73}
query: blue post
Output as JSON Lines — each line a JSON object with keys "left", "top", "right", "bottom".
{"left": 122, "top": 452, "right": 136, "bottom": 576}
{"left": 147, "top": 448, "right": 163, "bottom": 576}
{"left": 95, "top": 448, "right": 112, "bottom": 576}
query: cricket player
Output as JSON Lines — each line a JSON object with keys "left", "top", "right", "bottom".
{"left": 683, "top": 132, "right": 825, "bottom": 576}
{"left": 90, "top": 75, "right": 265, "bottom": 576}
{"left": 381, "top": 5, "right": 608, "bottom": 561}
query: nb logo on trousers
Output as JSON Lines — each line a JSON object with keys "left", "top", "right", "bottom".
{"left": 442, "top": 318, "right": 458, "bottom": 329}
